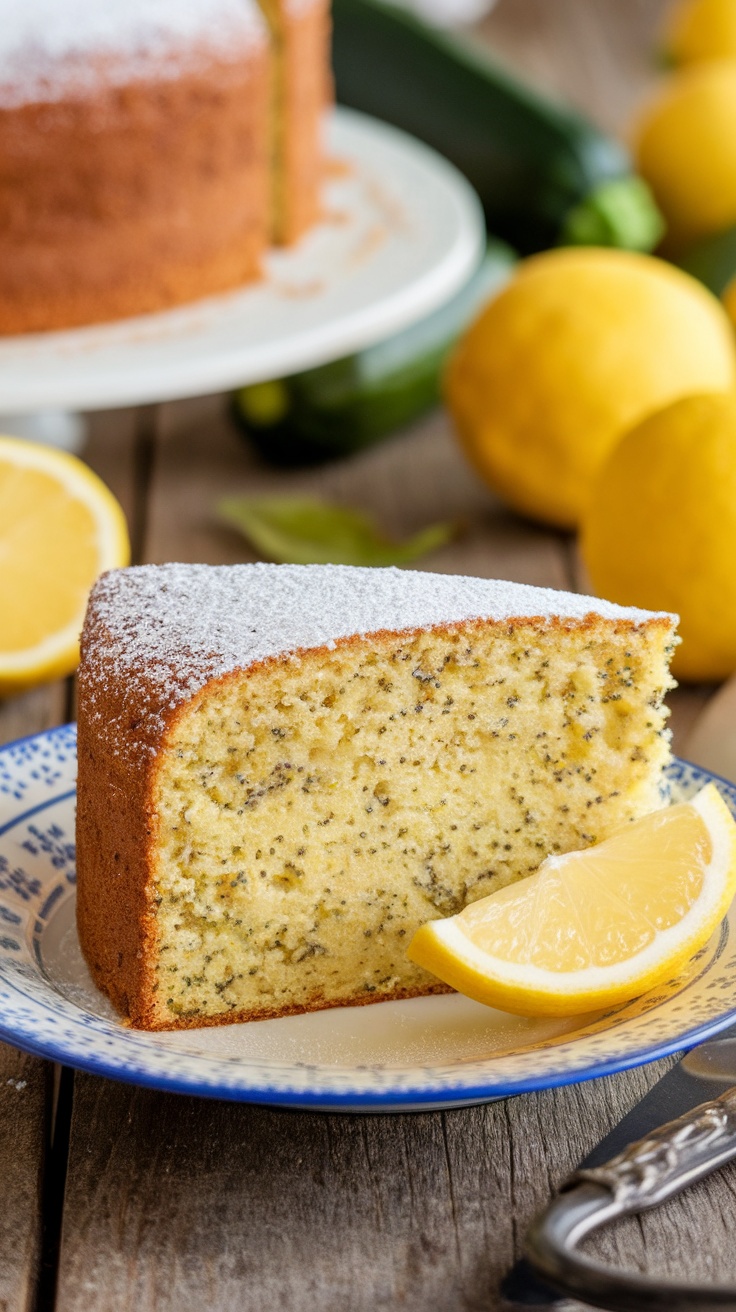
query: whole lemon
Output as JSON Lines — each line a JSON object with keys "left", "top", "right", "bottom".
{"left": 581, "top": 392, "right": 736, "bottom": 682}
{"left": 664, "top": 0, "right": 736, "bottom": 66}
{"left": 633, "top": 60, "right": 736, "bottom": 252}
{"left": 444, "top": 248, "right": 735, "bottom": 529}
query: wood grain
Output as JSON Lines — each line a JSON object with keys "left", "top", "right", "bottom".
{"left": 0, "top": 685, "right": 68, "bottom": 751}
{"left": 0, "top": 1049, "right": 50, "bottom": 1312}
{"left": 479, "top": 0, "right": 670, "bottom": 135}
{"left": 144, "top": 394, "right": 572, "bottom": 590}
{"left": 55, "top": 1059, "right": 692, "bottom": 1312}
{"left": 84, "top": 407, "right": 139, "bottom": 536}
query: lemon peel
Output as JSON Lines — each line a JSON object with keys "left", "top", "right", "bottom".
{"left": 0, "top": 436, "right": 130, "bottom": 694}
{"left": 444, "top": 248, "right": 735, "bottom": 529}
{"left": 408, "top": 785, "right": 736, "bottom": 1016}
{"left": 581, "top": 392, "right": 736, "bottom": 682}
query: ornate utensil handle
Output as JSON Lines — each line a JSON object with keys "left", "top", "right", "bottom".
{"left": 525, "top": 1087, "right": 736, "bottom": 1312}
{"left": 577, "top": 1084, "right": 736, "bottom": 1212}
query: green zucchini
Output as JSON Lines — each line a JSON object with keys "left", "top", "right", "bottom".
{"left": 332, "top": 0, "right": 664, "bottom": 254}
{"left": 233, "top": 238, "right": 515, "bottom": 465}
{"left": 680, "top": 224, "right": 736, "bottom": 297}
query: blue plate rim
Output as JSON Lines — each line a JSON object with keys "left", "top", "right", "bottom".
{"left": 0, "top": 996, "right": 735, "bottom": 1110}
{"left": 0, "top": 723, "right": 735, "bottom": 1110}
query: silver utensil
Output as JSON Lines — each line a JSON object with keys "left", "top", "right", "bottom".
{"left": 502, "top": 1020, "right": 736, "bottom": 1311}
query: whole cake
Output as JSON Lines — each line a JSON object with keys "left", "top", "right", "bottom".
{"left": 76, "top": 563, "right": 677, "bottom": 1031}
{"left": 0, "top": 0, "right": 330, "bottom": 334}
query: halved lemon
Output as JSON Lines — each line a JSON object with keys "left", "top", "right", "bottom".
{"left": 0, "top": 436, "right": 130, "bottom": 695}
{"left": 408, "top": 784, "right": 736, "bottom": 1016}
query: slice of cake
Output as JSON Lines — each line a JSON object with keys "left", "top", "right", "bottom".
{"left": 76, "top": 563, "right": 677, "bottom": 1031}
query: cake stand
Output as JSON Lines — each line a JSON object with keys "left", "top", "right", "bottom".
{"left": 0, "top": 108, "right": 484, "bottom": 446}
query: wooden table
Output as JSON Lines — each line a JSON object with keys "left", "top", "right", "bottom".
{"left": 1, "top": 3, "right": 731, "bottom": 1309}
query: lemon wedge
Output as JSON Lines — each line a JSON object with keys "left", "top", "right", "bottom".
{"left": 0, "top": 436, "right": 130, "bottom": 695}
{"left": 408, "top": 784, "right": 736, "bottom": 1016}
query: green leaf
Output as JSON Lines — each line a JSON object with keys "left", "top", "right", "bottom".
{"left": 216, "top": 495, "right": 457, "bottom": 566}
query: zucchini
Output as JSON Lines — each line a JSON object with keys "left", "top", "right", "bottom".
{"left": 233, "top": 238, "right": 515, "bottom": 465}
{"left": 332, "top": 0, "right": 663, "bottom": 254}
{"left": 680, "top": 224, "right": 736, "bottom": 297}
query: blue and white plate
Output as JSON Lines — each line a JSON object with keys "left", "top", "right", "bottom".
{"left": 1, "top": 725, "right": 735, "bottom": 1112}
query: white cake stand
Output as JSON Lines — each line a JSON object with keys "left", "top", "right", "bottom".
{"left": 0, "top": 108, "right": 484, "bottom": 446}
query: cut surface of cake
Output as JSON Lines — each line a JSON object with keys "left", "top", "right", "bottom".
{"left": 0, "top": 0, "right": 330, "bottom": 335}
{"left": 76, "top": 563, "right": 677, "bottom": 1031}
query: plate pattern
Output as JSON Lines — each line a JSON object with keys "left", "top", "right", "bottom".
{"left": 0, "top": 725, "right": 735, "bottom": 1110}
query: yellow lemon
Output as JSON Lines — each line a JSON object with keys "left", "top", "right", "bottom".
{"left": 722, "top": 273, "right": 736, "bottom": 326}
{"left": 633, "top": 60, "right": 736, "bottom": 253}
{"left": 581, "top": 392, "right": 736, "bottom": 682}
{"left": 664, "top": 0, "right": 736, "bottom": 66}
{"left": 0, "top": 436, "right": 130, "bottom": 695}
{"left": 444, "top": 247, "right": 735, "bottom": 529}
{"left": 408, "top": 784, "right": 736, "bottom": 1017}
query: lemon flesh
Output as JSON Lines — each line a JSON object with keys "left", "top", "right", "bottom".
{"left": 408, "top": 784, "right": 736, "bottom": 1016}
{"left": 0, "top": 436, "right": 130, "bottom": 694}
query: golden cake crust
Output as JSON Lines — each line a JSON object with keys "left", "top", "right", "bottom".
{"left": 0, "top": 53, "right": 271, "bottom": 335}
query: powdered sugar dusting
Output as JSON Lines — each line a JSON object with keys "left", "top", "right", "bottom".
{"left": 0, "top": 0, "right": 266, "bottom": 108}
{"left": 79, "top": 563, "right": 676, "bottom": 761}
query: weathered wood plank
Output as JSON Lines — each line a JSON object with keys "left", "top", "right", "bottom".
{"left": 0, "top": 1049, "right": 51, "bottom": 1312}
{"left": 479, "top": 0, "right": 669, "bottom": 136}
{"left": 84, "top": 406, "right": 139, "bottom": 540}
{"left": 144, "top": 395, "right": 571, "bottom": 590}
{"left": 667, "top": 685, "right": 714, "bottom": 760}
{"left": 0, "top": 684, "right": 69, "bottom": 751}
{"left": 56, "top": 1060, "right": 695, "bottom": 1312}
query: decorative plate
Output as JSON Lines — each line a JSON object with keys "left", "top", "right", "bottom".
{"left": 0, "top": 108, "right": 484, "bottom": 414}
{"left": 1, "top": 726, "right": 735, "bottom": 1112}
